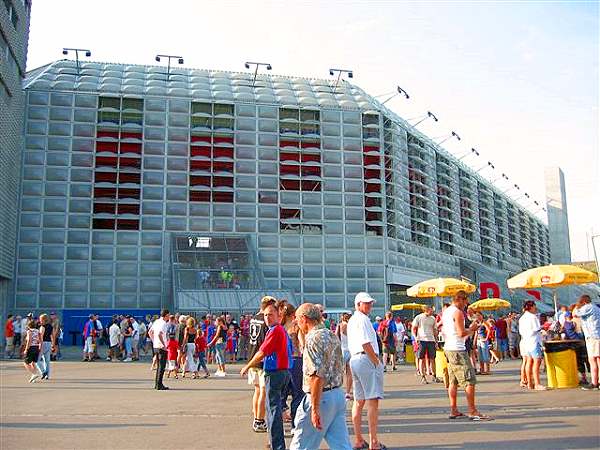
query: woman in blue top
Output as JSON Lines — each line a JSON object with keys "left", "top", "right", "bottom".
{"left": 475, "top": 313, "right": 491, "bottom": 375}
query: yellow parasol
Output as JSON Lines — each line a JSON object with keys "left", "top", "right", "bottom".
{"left": 469, "top": 298, "right": 511, "bottom": 311}
{"left": 507, "top": 264, "right": 598, "bottom": 314}
{"left": 407, "top": 277, "right": 476, "bottom": 298}
{"left": 391, "top": 303, "right": 427, "bottom": 311}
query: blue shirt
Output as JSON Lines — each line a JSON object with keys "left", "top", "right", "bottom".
{"left": 574, "top": 303, "right": 600, "bottom": 339}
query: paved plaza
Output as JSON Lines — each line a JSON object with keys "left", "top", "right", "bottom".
{"left": 1, "top": 357, "right": 599, "bottom": 450}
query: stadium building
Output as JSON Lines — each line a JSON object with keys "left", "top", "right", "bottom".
{"left": 11, "top": 59, "right": 551, "bottom": 324}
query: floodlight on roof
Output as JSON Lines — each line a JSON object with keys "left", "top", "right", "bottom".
{"left": 61, "top": 48, "right": 92, "bottom": 76}
{"left": 155, "top": 54, "right": 184, "bottom": 81}
{"left": 329, "top": 68, "right": 354, "bottom": 93}
{"left": 244, "top": 61, "right": 273, "bottom": 87}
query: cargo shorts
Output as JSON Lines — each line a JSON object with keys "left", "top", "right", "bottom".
{"left": 444, "top": 350, "right": 477, "bottom": 388}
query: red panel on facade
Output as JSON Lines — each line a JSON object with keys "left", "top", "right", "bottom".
{"left": 95, "top": 156, "right": 119, "bottom": 167}
{"left": 280, "top": 152, "right": 300, "bottom": 162}
{"left": 190, "top": 160, "right": 212, "bottom": 171}
{"left": 213, "top": 161, "right": 234, "bottom": 173}
{"left": 96, "top": 131, "right": 119, "bottom": 139}
{"left": 301, "top": 166, "right": 321, "bottom": 176}
{"left": 300, "top": 140, "right": 320, "bottom": 149}
{"left": 189, "top": 191, "right": 211, "bottom": 202}
{"left": 189, "top": 175, "right": 211, "bottom": 187}
{"left": 212, "top": 192, "right": 233, "bottom": 203}
{"left": 92, "top": 218, "right": 116, "bottom": 229}
{"left": 364, "top": 182, "right": 381, "bottom": 193}
{"left": 363, "top": 145, "right": 380, "bottom": 153}
{"left": 301, "top": 153, "right": 320, "bottom": 163}
{"left": 280, "top": 164, "right": 300, "bottom": 176}
{"left": 93, "top": 202, "right": 115, "bottom": 214}
{"left": 119, "top": 157, "right": 141, "bottom": 168}
{"left": 280, "top": 208, "right": 300, "bottom": 219}
{"left": 364, "top": 169, "right": 380, "bottom": 179}
{"left": 213, "top": 135, "right": 234, "bottom": 145}
{"left": 190, "top": 147, "right": 211, "bottom": 158}
{"left": 191, "top": 135, "right": 212, "bottom": 144}
{"left": 120, "top": 142, "right": 142, "bottom": 154}
{"left": 363, "top": 155, "right": 380, "bottom": 166}
{"left": 212, "top": 176, "right": 234, "bottom": 188}
{"left": 120, "top": 131, "right": 143, "bottom": 140}
{"left": 96, "top": 141, "right": 118, "bottom": 153}
{"left": 280, "top": 179, "right": 300, "bottom": 191}
{"left": 301, "top": 180, "right": 321, "bottom": 191}
{"left": 212, "top": 147, "right": 234, "bottom": 159}
{"left": 118, "top": 172, "right": 141, "bottom": 184}
{"left": 93, "top": 187, "right": 117, "bottom": 198}
{"left": 118, "top": 188, "right": 140, "bottom": 199}
{"left": 280, "top": 139, "right": 300, "bottom": 148}
{"left": 117, "top": 204, "right": 140, "bottom": 215}
{"left": 116, "top": 219, "right": 139, "bottom": 230}
{"left": 366, "top": 211, "right": 382, "bottom": 221}
{"left": 94, "top": 172, "right": 117, "bottom": 183}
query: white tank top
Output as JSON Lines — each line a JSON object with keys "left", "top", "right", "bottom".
{"left": 442, "top": 305, "right": 466, "bottom": 351}
{"left": 340, "top": 331, "right": 349, "bottom": 352}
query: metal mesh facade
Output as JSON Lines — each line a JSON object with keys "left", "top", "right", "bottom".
{"left": 15, "top": 59, "right": 551, "bottom": 313}
{"left": 1, "top": 0, "right": 31, "bottom": 312}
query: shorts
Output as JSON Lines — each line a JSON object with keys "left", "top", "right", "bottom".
{"left": 24, "top": 346, "right": 40, "bottom": 364}
{"left": 247, "top": 367, "right": 266, "bottom": 388}
{"left": 350, "top": 354, "right": 384, "bottom": 401}
{"left": 417, "top": 341, "right": 436, "bottom": 359}
{"left": 342, "top": 350, "right": 351, "bottom": 364}
{"left": 383, "top": 343, "right": 396, "bottom": 354}
{"left": 5, "top": 336, "right": 14, "bottom": 351}
{"left": 445, "top": 350, "right": 477, "bottom": 388}
{"left": 83, "top": 336, "right": 94, "bottom": 353}
{"left": 166, "top": 360, "right": 177, "bottom": 371}
{"left": 586, "top": 338, "right": 600, "bottom": 358}
{"left": 521, "top": 342, "right": 543, "bottom": 359}
{"left": 477, "top": 342, "right": 490, "bottom": 363}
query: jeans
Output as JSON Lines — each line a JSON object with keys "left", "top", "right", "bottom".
{"left": 124, "top": 337, "right": 132, "bottom": 357}
{"left": 154, "top": 348, "right": 167, "bottom": 388}
{"left": 37, "top": 341, "right": 52, "bottom": 377}
{"left": 290, "top": 388, "right": 351, "bottom": 450}
{"left": 287, "top": 356, "right": 305, "bottom": 424}
{"left": 214, "top": 342, "right": 225, "bottom": 366}
{"left": 197, "top": 351, "right": 208, "bottom": 372}
{"left": 266, "top": 369, "right": 291, "bottom": 450}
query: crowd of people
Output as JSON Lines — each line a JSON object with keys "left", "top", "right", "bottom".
{"left": 3, "top": 292, "right": 599, "bottom": 449}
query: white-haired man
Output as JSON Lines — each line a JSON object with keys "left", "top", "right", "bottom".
{"left": 347, "top": 292, "right": 386, "bottom": 450}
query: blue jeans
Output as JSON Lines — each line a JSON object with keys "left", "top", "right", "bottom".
{"left": 124, "top": 337, "right": 132, "bottom": 357}
{"left": 37, "top": 341, "right": 52, "bottom": 377}
{"left": 290, "top": 388, "right": 352, "bottom": 450}
{"left": 286, "top": 356, "right": 305, "bottom": 424}
{"left": 266, "top": 369, "right": 290, "bottom": 450}
{"left": 214, "top": 343, "right": 225, "bottom": 366}
{"left": 197, "top": 351, "right": 208, "bottom": 372}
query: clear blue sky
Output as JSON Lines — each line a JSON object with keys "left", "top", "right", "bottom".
{"left": 26, "top": 0, "right": 599, "bottom": 260}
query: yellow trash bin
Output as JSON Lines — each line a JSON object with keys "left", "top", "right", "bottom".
{"left": 435, "top": 349, "right": 448, "bottom": 379}
{"left": 545, "top": 348, "right": 578, "bottom": 389}
{"left": 405, "top": 344, "right": 415, "bottom": 364}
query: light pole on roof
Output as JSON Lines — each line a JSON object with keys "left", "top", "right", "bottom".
{"left": 437, "top": 130, "right": 461, "bottom": 145}
{"left": 62, "top": 48, "right": 91, "bottom": 76}
{"left": 329, "top": 68, "right": 353, "bottom": 93}
{"left": 155, "top": 54, "right": 184, "bottom": 81}
{"left": 244, "top": 61, "right": 272, "bottom": 87}
{"left": 381, "top": 86, "right": 409, "bottom": 105}
{"left": 411, "top": 111, "right": 438, "bottom": 128}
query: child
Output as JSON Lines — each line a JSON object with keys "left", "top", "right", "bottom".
{"left": 226, "top": 324, "right": 238, "bottom": 363}
{"left": 195, "top": 329, "right": 210, "bottom": 378}
{"left": 23, "top": 320, "right": 42, "bottom": 383}
{"left": 166, "top": 332, "right": 179, "bottom": 379}
{"left": 206, "top": 321, "right": 216, "bottom": 364}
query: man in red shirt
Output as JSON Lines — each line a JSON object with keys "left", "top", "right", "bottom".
{"left": 4, "top": 314, "right": 15, "bottom": 358}
{"left": 495, "top": 316, "right": 509, "bottom": 360}
{"left": 241, "top": 303, "right": 291, "bottom": 450}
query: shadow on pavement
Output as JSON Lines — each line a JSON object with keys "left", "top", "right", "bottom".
{"left": 1, "top": 422, "right": 164, "bottom": 429}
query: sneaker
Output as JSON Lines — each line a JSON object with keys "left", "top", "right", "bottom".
{"left": 581, "top": 384, "right": 599, "bottom": 391}
{"left": 214, "top": 370, "right": 226, "bottom": 377}
{"left": 123, "top": 358, "right": 132, "bottom": 362}
{"left": 29, "top": 374, "right": 40, "bottom": 383}
{"left": 106, "top": 357, "right": 112, "bottom": 361}
{"left": 421, "top": 375, "right": 428, "bottom": 385}
{"left": 253, "top": 420, "right": 268, "bottom": 433}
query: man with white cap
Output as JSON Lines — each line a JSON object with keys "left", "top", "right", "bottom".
{"left": 347, "top": 292, "right": 386, "bottom": 450}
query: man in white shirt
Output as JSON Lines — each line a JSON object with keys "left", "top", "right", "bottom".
{"left": 518, "top": 301, "right": 545, "bottom": 390}
{"left": 107, "top": 319, "right": 121, "bottom": 361}
{"left": 131, "top": 318, "right": 140, "bottom": 361}
{"left": 347, "top": 292, "right": 386, "bottom": 450}
{"left": 148, "top": 309, "right": 170, "bottom": 390}
{"left": 412, "top": 306, "right": 438, "bottom": 383}
{"left": 442, "top": 291, "right": 491, "bottom": 421}
{"left": 394, "top": 316, "right": 406, "bottom": 363}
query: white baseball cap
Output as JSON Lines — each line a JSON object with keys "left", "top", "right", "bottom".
{"left": 354, "top": 292, "right": 376, "bottom": 307}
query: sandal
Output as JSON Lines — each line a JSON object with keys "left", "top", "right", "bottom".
{"left": 369, "top": 444, "right": 387, "bottom": 450}
{"left": 449, "top": 412, "right": 466, "bottom": 419}
{"left": 469, "top": 414, "right": 493, "bottom": 421}
{"left": 352, "top": 441, "right": 369, "bottom": 450}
